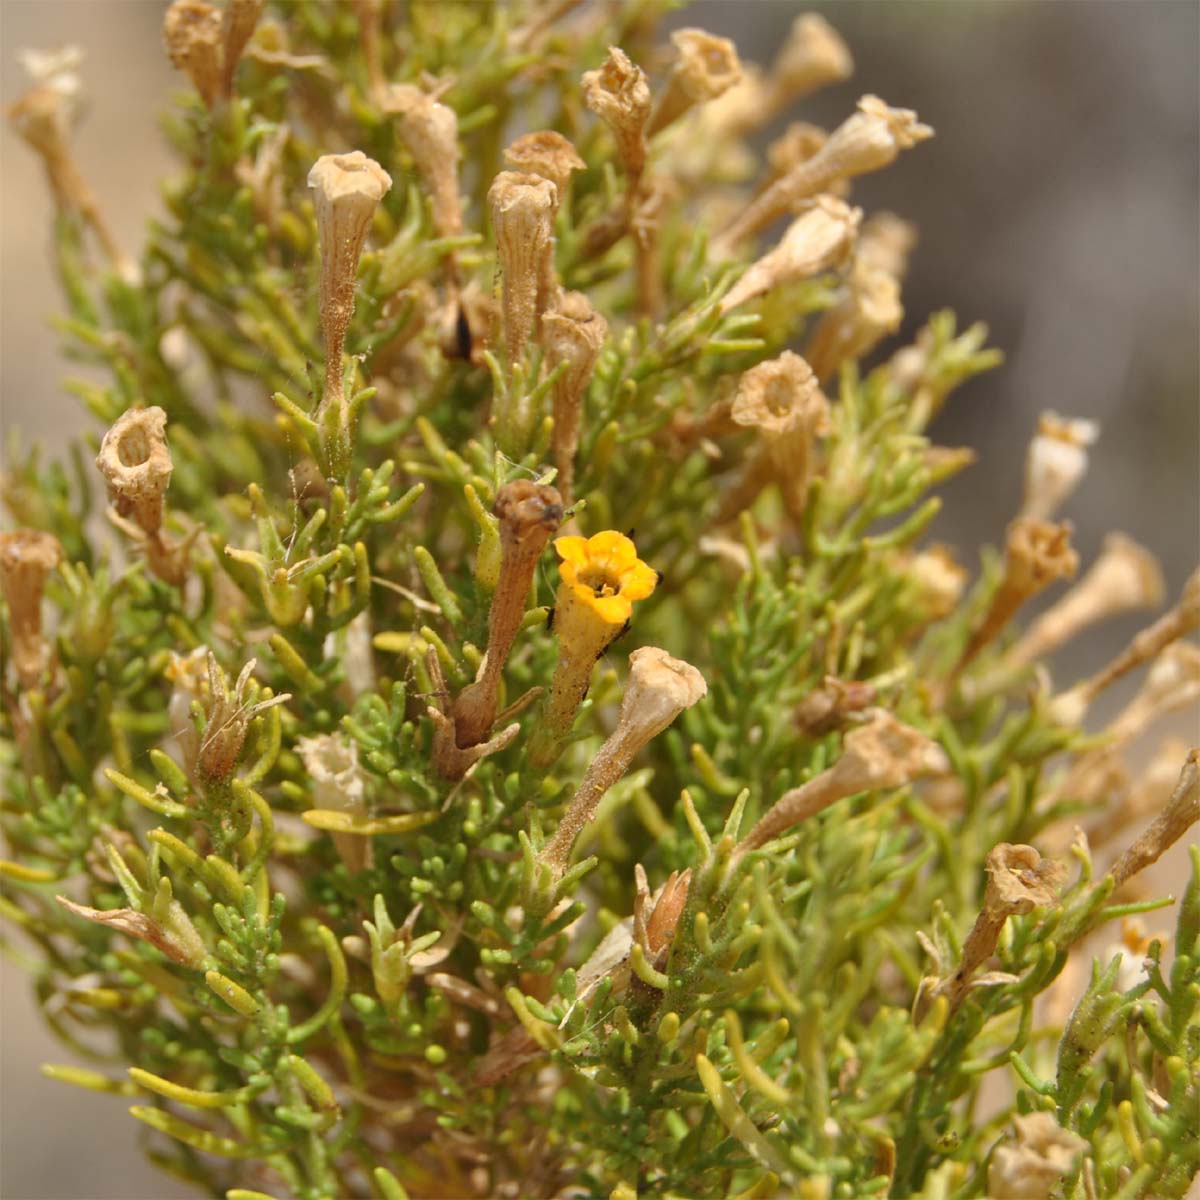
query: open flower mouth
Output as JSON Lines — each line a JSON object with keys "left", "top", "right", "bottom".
{"left": 578, "top": 567, "right": 622, "bottom": 598}
{"left": 554, "top": 531, "right": 659, "bottom": 628}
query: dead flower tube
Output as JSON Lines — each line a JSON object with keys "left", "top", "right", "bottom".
{"left": 804, "top": 257, "right": 904, "bottom": 382}
{"left": 762, "top": 14, "right": 854, "bottom": 118}
{"left": 308, "top": 151, "right": 393, "bottom": 447}
{"left": 1109, "top": 749, "right": 1200, "bottom": 889}
{"left": 538, "top": 647, "right": 706, "bottom": 876}
{"left": 383, "top": 83, "right": 463, "bottom": 241}
{"left": 95, "top": 406, "right": 190, "bottom": 586}
{"left": 504, "top": 131, "right": 586, "bottom": 217}
{"left": 528, "top": 531, "right": 659, "bottom": 767}
{"left": 1019, "top": 412, "right": 1099, "bottom": 522}
{"left": 453, "top": 482, "right": 564, "bottom": 748}
{"left": 489, "top": 171, "right": 558, "bottom": 368}
{"left": 163, "top": 0, "right": 264, "bottom": 110}
{"left": 0, "top": 530, "right": 63, "bottom": 690}
{"left": 720, "top": 95, "right": 933, "bottom": 249}
{"left": 732, "top": 709, "right": 947, "bottom": 865}
{"left": 937, "top": 843, "right": 1067, "bottom": 1008}
{"left": 582, "top": 47, "right": 651, "bottom": 186}
{"left": 646, "top": 29, "right": 742, "bottom": 138}
{"left": 541, "top": 293, "right": 609, "bottom": 508}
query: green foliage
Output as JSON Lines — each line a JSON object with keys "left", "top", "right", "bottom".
{"left": 1, "top": 3, "right": 1196, "bottom": 1199}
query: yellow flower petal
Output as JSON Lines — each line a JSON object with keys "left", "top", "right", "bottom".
{"left": 620, "top": 560, "right": 659, "bottom": 601}
{"left": 554, "top": 536, "right": 589, "bottom": 566}
{"left": 588, "top": 592, "right": 633, "bottom": 625}
{"left": 586, "top": 530, "right": 636, "bottom": 565}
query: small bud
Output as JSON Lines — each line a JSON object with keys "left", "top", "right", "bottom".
{"left": 96, "top": 407, "right": 173, "bottom": 536}
{"left": 1050, "top": 565, "right": 1200, "bottom": 723}
{"left": 940, "top": 843, "right": 1067, "bottom": 1006}
{"left": 1110, "top": 749, "right": 1199, "bottom": 890}
{"left": 1020, "top": 411, "right": 1099, "bottom": 522}
{"left": 720, "top": 194, "right": 861, "bottom": 313}
{"left": 734, "top": 710, "right": 946, "bottom": 860}
{"left": 719, "top": 351, "right": 830, "bottom": 524}
{"left": 647, "top": 28, "right": 742, "bottom": 138}
{"left": 0, "top": 530, "right": 63, "bottom": 689}
{"left": 538, "top": 647, "right": 706, "bottom": 875}
{"left": 308, "top": 151, "right": 393, "bottom": 408}
{"left": 383, "top": 83, "right": 463, "bottom": 238}
{"left": 541, "top": 292, "right": 608, "bottom": 507}
{"left": 163, "top": 0, "right": 225, "bottom": 109}
{"left": 633, "top": 864, "right": 692, "bottom": 968}
{"left": 1009, "top": 533, "right": 1164, "bottom": 668}
{"left": 488, "top": 171, "right": 558, "bottom": 366}
{"left": 804, "top": 258, "right": 903, "bottom": 381}
{"left": 582, "top": 47, "right": 652, "bottom": 182}
{"left": 196, "top": 655, "right": 290, "bottom": 786}
{"left": 721, "top": 94, "right": 932, "bottom": 248}
{"left": 765, "top": 14, "right": 854, "bottom": 112}
{"left": 504, "top": 131, "right": 586, "bottom": 211}
{"left": 987, "top": 1112, "right": 1087, "bottom": 1200}
{"left": 297, "top": 733, "right": 371, "bottom": 874}
{"left": 956, "top": 518, "right": 1078, "bottom": 676}
{"left": 452, "top": 481, "right": 563, "bottom": 748}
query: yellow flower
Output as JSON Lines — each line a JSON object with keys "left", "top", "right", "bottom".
{"left": 554, "top": 531, "right": 658, "bottom": 627}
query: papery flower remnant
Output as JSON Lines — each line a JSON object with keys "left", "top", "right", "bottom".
{"left": 987, "top": 1112, "right": 1087, "bottom": 1200}
{"left": 1020, "top": 411, "right": 1099, "bottom": 522}
{"left": 647, "top": 28, "right": 742, "bottom": 137}
{"left": 0, "top": 530, "right": 63, "bottom": 690}
{"left": 383, "top": 83, "right": 463, "bottom": 240}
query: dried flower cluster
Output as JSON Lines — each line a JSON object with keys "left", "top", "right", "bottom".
{"left": 1, "top": 5, "right": 1196, "bottom": 1200}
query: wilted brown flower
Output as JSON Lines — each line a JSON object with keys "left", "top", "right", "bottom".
{"left": 582, "top": 47, "right": 651, "bottom": 183}
{"left": 0, "top": 530, "right": 63, "bottom": 690}
{"left": 647, "top": 28, "right": 742, "bottom": 137}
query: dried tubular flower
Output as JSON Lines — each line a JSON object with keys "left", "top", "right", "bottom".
{"left": 196, "top": 655, "right": 290, "bottom": 786}
{"left": 763, "top": 13, "right": 854, "bottom": 115}
{"left": 529, "top": 531, "right": 659, "bottom": 765}
{"left": 904, "top": 545, "right": 969, "bottom": 621}
{"left": 1050, "top": 566, "right": 1200, "bottom": 724}
{"left": 1008, "top": 533, "right": 1164, "bottom": 668}
{"left": 733, "top": 710, "right": 947, "bottom": 863}
{"left": 795, "top": 676, "right": 877, "bottom": 737}
{"left": 631, "top": 175, "right": 676, "bottom": 317}
{"left": 297, "top": 733, "right": 371, "bottom": 873}
{"left": 96, "top": 407, "right": 173, "bottom": 536}
{"left": 1109, "top": 749, "right": 1199, "bottom": 889}
{"left": 541, "top": 293, "right": 609, "bottom": 507}
{"left": 489, "top": 171, "right": 558, "bottom": 366}
{"left": 719, "top": 351, "right": 830, "bottom": 524}
{"left": 647, "top": 28, "right": 742, "bottom": 138}
{"left": 582, "top": 47, "right": 652, "bottom": 184}
{"left": 383, "top": 84, "right": 463, "bottom": 239}
{"left": 57, "top": 895, "right": 207, "bottom": 969}
{"left": 987, "top": 1112, "right": 1087, "bottom": 1200}
{"left": 453, "top": 482, "right": 564, "bottom": 748}
{"left": 6, "top": 60, "right": 125, "bottom": 270}
{"left": 163, "top": 0, "right": 225, "bottom": 109}
{"left": 538, "top": 647, "right": 706, "bottom": 875}
{"left": 1103, "top": 642, "right": 1200, "bottom": 747}
{"left": 955, "top": 518, "right": 1078, "bottom": 675}
{"left": 504, "top": 131, "right": 586, "bottom": 212}
{"left": 350, "top": 0, "right": 384, "bottom": 99}
{"left": 308, "top": 152, "right": 392, "bottom": 409}
{"left": 720, "top": 95, "right": 933, "bottom": 249}
{"left": 1020, "top": 412, "right": 1099, "bottom": 522}
{"left": 720, "top": 195, "right": 861, "bottom": 313}
{"left": 939, "top": 844, "right": 1067, "bottom": 1007}
{"left": 0, "top": 530, "right": 63, "bottom": 690}
{"left": 220, "top": 0, "right": 266, "bottom": 95}
{"left": 804, "top": 258, "right": 903, "bottom": 381}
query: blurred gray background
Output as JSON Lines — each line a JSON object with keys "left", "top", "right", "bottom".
{"left": 2, "top": 1, "right": 1198, "bottom": 1196}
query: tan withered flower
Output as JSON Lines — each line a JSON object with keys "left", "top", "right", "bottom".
{"left": 720, "top": 95, "right": 932, "bottom": 248}
{"left": 1020, "top": 411, "right": 1099, "bottom": 522}
{"left": 163, "top": 0, "right": 224, "bottom": 108}
{"left": 453, "top": 482, "right": 563, "bottom": 748}
{"left": 904, "top": 545, "right": 969, "bottom": 621}
{"left": 1050, "top": 565, "right": 1200, "bottom": 725}
{"left": 987, "top": 1112, "right": 1087, "bottom": 1200}
{"left": 938, "top": 843, "right": 1067, "bottom": 1008}
{"left": 647, "top": 28, "right": 742, "bottom": 137}
{"left": 764, "top": 13, "right": 854, "bottom": 114}
{"left": 220, "top": 0, "right": 266, "bottom": 95}
{"left": 805, "top": 257, "right": 903, "bottom": 381}
{"left": 504, "top": 131, "right": 586, "bottom": 212}
{"left": 488, "top": 171, "right": 558, "bottom": 366}
{"left": 954, "top": 518, "right": 1078, "bottom": 677}
{"left": 538, "top": 647, "right": 706, "bottom": 876}
{"left": 383, "top": 83, "right": 463, "bottom": 239}
{"left": 1103, "top": 641, "right": 1200, "bottom": 747}
{"left": 308, "top": 152, "right": 392, "bottom": 410}
{"left": 763, "top": 121, "right": 831, "bottom": 188}
{"left": 795, "top": 676, "right": 877, "bottom": 737}
{"left": 1110, "top": 749, "right": 1199, "bottom": 890}
{"left": 96, "top": 407, "right": 173, "bottom": 537}
{"left": 57, "top": 895, "right": 207, "bottom": 969}
{"left": 541, "top": 292, "right": 608, "bottom": 507}
{"left": 297, "top": 733, "right": 371, "bottom": 874}
{"left": 856, "top": 211, "right": 918, "bottom": 280}
{"left": 0, "top": 530, "right": 63, "bottom": 690}
{"left": 720, "top": 194, "right": 861, "bottom": 313}
{"left": 582, "top": 47, "right": 651, "bottom": 184}
{"left": 1007, "top": 533, "right": 1164, "bottom": 668}
{"left": 718, "top": 351, "right": 830, "bottom": 524}
{"left": 733, "top": 710, "right": 947, "bottom": 863}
